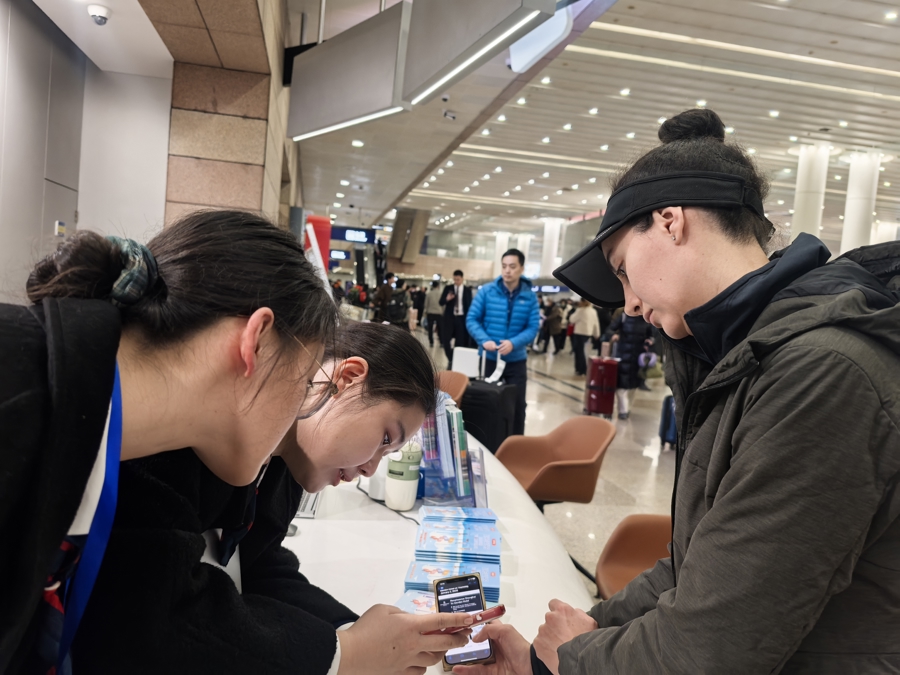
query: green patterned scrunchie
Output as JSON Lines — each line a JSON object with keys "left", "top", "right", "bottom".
{"left": 105, "top": 235, "right": 160, "bottom": 307}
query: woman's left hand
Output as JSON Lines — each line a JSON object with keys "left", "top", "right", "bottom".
{"left": 533, "top": 600, "right": 598, "bottom": 675}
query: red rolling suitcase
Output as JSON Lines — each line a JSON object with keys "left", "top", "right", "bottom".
{"left": 584, "top": 357, "right": 617, "bottom": 418}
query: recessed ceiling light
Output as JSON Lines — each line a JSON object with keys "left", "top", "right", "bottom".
{"left": 783, "top": 168, "right": 791, "bottom": 173}
{"left": 430, "top": 176, "right": 437, "bottom": 181}
{"left": 474, "top": 205, "right": 481, "bottom": 209}
{"left": 657, "top": 116, "right": 667, "bottom": 124}
{"left": 563, "top": 123, "right": 572, "bottom": 131}
{"left": 834, "top": 175, "right": 841, "bottom": 180}
{"left": 839, "top": 214, "right": 844, "bottom": 219}
{"left": 555, "top": 189, "right": 563, "bottom": 194}
{"left": 329, "top": 213, "right": 336, "bottom": 219}
{"left": 874, "top": 211, "right": 878, "bottom": 216}
{"left": 336, "top": 192, "right": 345, "bottom": 198}
{"left": 777, "top": 199, "right": 784, "bottom": 205}
{"left": 725, "top": 126, "right": 735, "bottom": 134}
{"left": 481, "top": 128, "right": 491, "bottom": 136}
{"left": 514, "top": 185, "right": 521, "bottom": 191}
{"left": 619, "top": 88, "right": 630, "bottom": 96}
{"left": 422, "top": 182, "right": 430, "bottom": 187}
{"left": 542, "top": 136, "right": 551, "bottom": 143}
{"left": 581, "top": 199, "right": 587, "bottom": 204}
{"left": 482, "top": 174, "right": 490, "bottom": 180}
{"left": 463, "top": 187, "right": 470, "bottom": 192}
{"left": 498, "top": 114, "right": 507, "bottom": 122}
{"left": 517, "top": 97, "right": 527, "bottom": 105}
{"left": 839, "top": 120, "right": 849, "bottom": 127}
{"left": 528, "top": 179, "right": 535, "bottom": 184}
{"left": 503, "top": 191, "right": 510, "bottom": 196}
{"left": 589, "top": 107, "right": 598, "bottom": 115}
{"left": 472, "top": 180, "right": 479, "bottom": 186}
{"left": 696, "top": 99, "right": 707, "bottom": 107}
{"left": 789, "top": 209, "right": 795, "bottom": 214}
{"left": 748, "top": 148, "right": 757, "bottom": 154}
{"left": 351, "top": 140, "right": 364, "bottom": 147}
{"left": 340, "top": 179, "right": 350, "bottom": 186}
{"left": 495, "top": 166, "right": 502, "bottom": 173}
{"left": 789, "top": 136, "right": 798, "bottom": 142}
{"left": 450, "top": 213, "right": 455, "bottom": 217}
{"left": 542, "top": 195, "right": 549, "bottom": 200}
{"left": 769, "top": 110, "right": 780, "bottom": 117}
{"left": 597, "top": 194, "right": 604, "bottom": 199}
{"left": 626, "top": 132, "right": 636, "bottom": 139}
{"left": 886, "top": 10, "right": 898, "bottom": 19}
{"left": 884, "top": 181, "right": 892, "bottom": 187}
{"left": 541, "top": 76, "right": 551, "bottom": 84}
{"left": 437, "top": 168, "right": 444, "bottom": 175}
{"left": 588, "top": 177, "right": 597, "bottom": 183}
{"left": 542, "top": 171, "right": 550, "bottom": 177}
{"left": 571, "top": 184, "right": 579, "bottom": 190}
{"left": 880, "top": 166, "right": 886, "bottom": 171}
{"left": 333, "top": 202, "right": 342, "bottom": 207}
{"left": 600, "top": 144, "right": 609, "bottom": 151}
{"left": 446, "top": 160, "right": 454, "bottom": 167}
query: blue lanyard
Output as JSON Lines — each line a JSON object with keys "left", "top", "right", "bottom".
{"left": 57, "top": 364, "right": 122, "bottom": 667}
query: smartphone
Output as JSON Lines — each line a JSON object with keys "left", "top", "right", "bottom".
{"left": 433, "top": 573, "right": 497, "bottom": 671}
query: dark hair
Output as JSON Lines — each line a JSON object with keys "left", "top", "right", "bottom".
{"left": 431, "top": 280, "right": 440, "bottom": 289}
{"left": 324, "top": 322, "right": 437, "bottom": 414}
{"left": 385, "top": 272, "right": 396, "bottom": 281}
{"left": 27, "top": 210, "right": 336, "bottom": 358}
{"left": 502, "top": 248, "right": 525, "bottom": 265}
{"left": 613, "top": 108, "right": 771, "bottom": 247}
{"left": 453, "top": 269, "right": 464, "bottom": 277}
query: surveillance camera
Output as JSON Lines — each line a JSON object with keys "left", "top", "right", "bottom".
{"left": 87, "top": 4, "right": 110, "bottom": 26}
{"left": 441, "top": 94, "right": 450, "bottom": 103}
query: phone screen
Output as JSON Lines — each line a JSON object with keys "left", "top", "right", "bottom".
{"left": 435, "top": 575, "right": 493, "bottom": 665}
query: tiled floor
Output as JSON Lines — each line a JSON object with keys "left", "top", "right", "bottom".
{"left": 424, "top": 334, "right": 675, "bottom": 598}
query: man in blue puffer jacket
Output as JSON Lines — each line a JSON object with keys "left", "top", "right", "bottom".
{"left": 467, "top": 249, "right": 541, "bottom": 435}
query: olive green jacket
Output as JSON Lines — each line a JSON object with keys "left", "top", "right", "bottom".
{"left": 559, "top": 241, "right": 900, "bottom": 674}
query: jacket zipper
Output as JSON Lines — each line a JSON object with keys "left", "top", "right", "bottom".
{"left": 670, "top": 358, "right": 759, "bottom": 584}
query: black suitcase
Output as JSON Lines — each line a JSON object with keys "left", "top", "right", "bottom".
{"left": 460, "top": 380, "right": 517, "bottom": 454}
{"left": 659, "top": 395, "right": 677, "bottom": 449}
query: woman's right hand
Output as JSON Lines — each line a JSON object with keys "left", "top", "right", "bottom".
{"left": 451, "top": 622, "right": 532, "bottom": 675}
{"left": 338, "top": 604, "right": 473, "bottom": 675}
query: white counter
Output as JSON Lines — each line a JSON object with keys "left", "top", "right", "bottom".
{"left": 281, "top": 435, "right": 594, "bottom": 672}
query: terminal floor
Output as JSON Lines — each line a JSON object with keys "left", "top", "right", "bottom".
{"left": 424, "top": 335, "right": 675, "bottom": 599}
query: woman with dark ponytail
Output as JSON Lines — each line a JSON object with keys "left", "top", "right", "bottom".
{"left": 0, "top": 210, "right": 341, "bottom": 674}
{"left": 458, "top": 109, "right": 900, "bottom": 674}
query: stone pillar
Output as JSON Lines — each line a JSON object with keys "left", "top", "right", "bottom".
{"left": 516, "top": 233, "right": 533, "bottom": 264}
{"left": 494, "top": 232, "right": 511, "bottom": 277}
{"left": 840, "top": 151, "right": 881, "bottom": 254}
{"left": 140, "top": 0, "right": 298, "bottom": 228}
{"left": 541, "top": 218, "right": 564, "bottom": 277}
{"left": 790, "top": 143, "right": 830, "bottom": 241}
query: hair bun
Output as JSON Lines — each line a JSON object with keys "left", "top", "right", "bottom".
{"left": 658, "top": 108, "right": 726, "bottom": 144}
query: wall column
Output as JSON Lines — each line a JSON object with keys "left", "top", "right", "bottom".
{"left": 516, "top": 233, "right": 533, "bottom": 265}
{"left": 494, "top": 232, "right": 511, "bottom": 276}
{"left": 540, "top": 218, "right": 564, "bottom": 276}
{"left": 790, "top": 142, "right": 830, "bottom": 241}
{"left": 840, "top": 151, "right": 881, "bottom": 254}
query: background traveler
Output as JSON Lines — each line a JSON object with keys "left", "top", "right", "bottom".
{"left": 440, "top": 269, "right": 474, "bottom": 367}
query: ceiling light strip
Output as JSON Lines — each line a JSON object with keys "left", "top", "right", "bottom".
{"left": 565, "top": 45, "right": 900, "bottom": 103}
{"left": 589, "top": 22, "right": 900, "bottom": 80}
{"left": 292, "top": 106, "right": 405, "bottom": 141}
{"left": 459, "top": 143, "right": 621, "bottom": 166}
{"left": 409, "top": 189, "right": 582, "bottom": 211}
{"left": 410, "top": 10, "right": 542, "bottom": 105}
{"left": 453, "top": 151, "right": 616, "bottom": 173}
{"left": 771, "top": 181, "right": 900, "bottom": 203}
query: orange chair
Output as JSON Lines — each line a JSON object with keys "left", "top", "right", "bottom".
{"left": 495, "top": 417, "right": 615, "bottom": 505}
{"left": 595, "top": 514, "right": 672, "bottom": 600}
{"left": 437, "top": 370, "right": 469, "bottom": 406}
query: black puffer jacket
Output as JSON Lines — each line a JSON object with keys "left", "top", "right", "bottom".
{"left": 608, "top": 313, "right": 653, "bottom": 390}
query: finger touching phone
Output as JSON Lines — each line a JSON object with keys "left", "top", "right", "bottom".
{"left": 423, "top": 605, "right": 506, "bottom": 635}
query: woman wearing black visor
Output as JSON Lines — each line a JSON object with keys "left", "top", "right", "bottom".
{"left": 453, "top": 109, "right": 900, "bottom": 674}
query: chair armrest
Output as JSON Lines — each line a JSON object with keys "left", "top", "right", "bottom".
{"left": 495, "top": 436, "right": 549, "bottom": 464}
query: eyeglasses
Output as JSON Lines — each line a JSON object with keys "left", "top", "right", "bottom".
{"left": 290, "top": 334, "right": 339, "bottom": 420}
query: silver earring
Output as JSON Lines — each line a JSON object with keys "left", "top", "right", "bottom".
{"left": 671, "top": 236, "right": 676, "bottom": 240}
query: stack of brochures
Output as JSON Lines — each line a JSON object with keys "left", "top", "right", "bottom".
{"left": 403, "top": 560, "right": 501, "bottom": 603}
{"left": 414, "top": 520, "right": 501, "bottom": 567}
{"left": 419, "top": 391, "right": 488, "bottom": 508}
{"left": 420, "top": 506, "right": 497, "bottom": 524}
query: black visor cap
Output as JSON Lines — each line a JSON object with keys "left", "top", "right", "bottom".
{"left": 553, "top": 171, "right": 770, "bottom": 308}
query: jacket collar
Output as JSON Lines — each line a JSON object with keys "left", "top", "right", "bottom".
{"left": 494, "top": 276, "right": 530, "bottom": 297}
